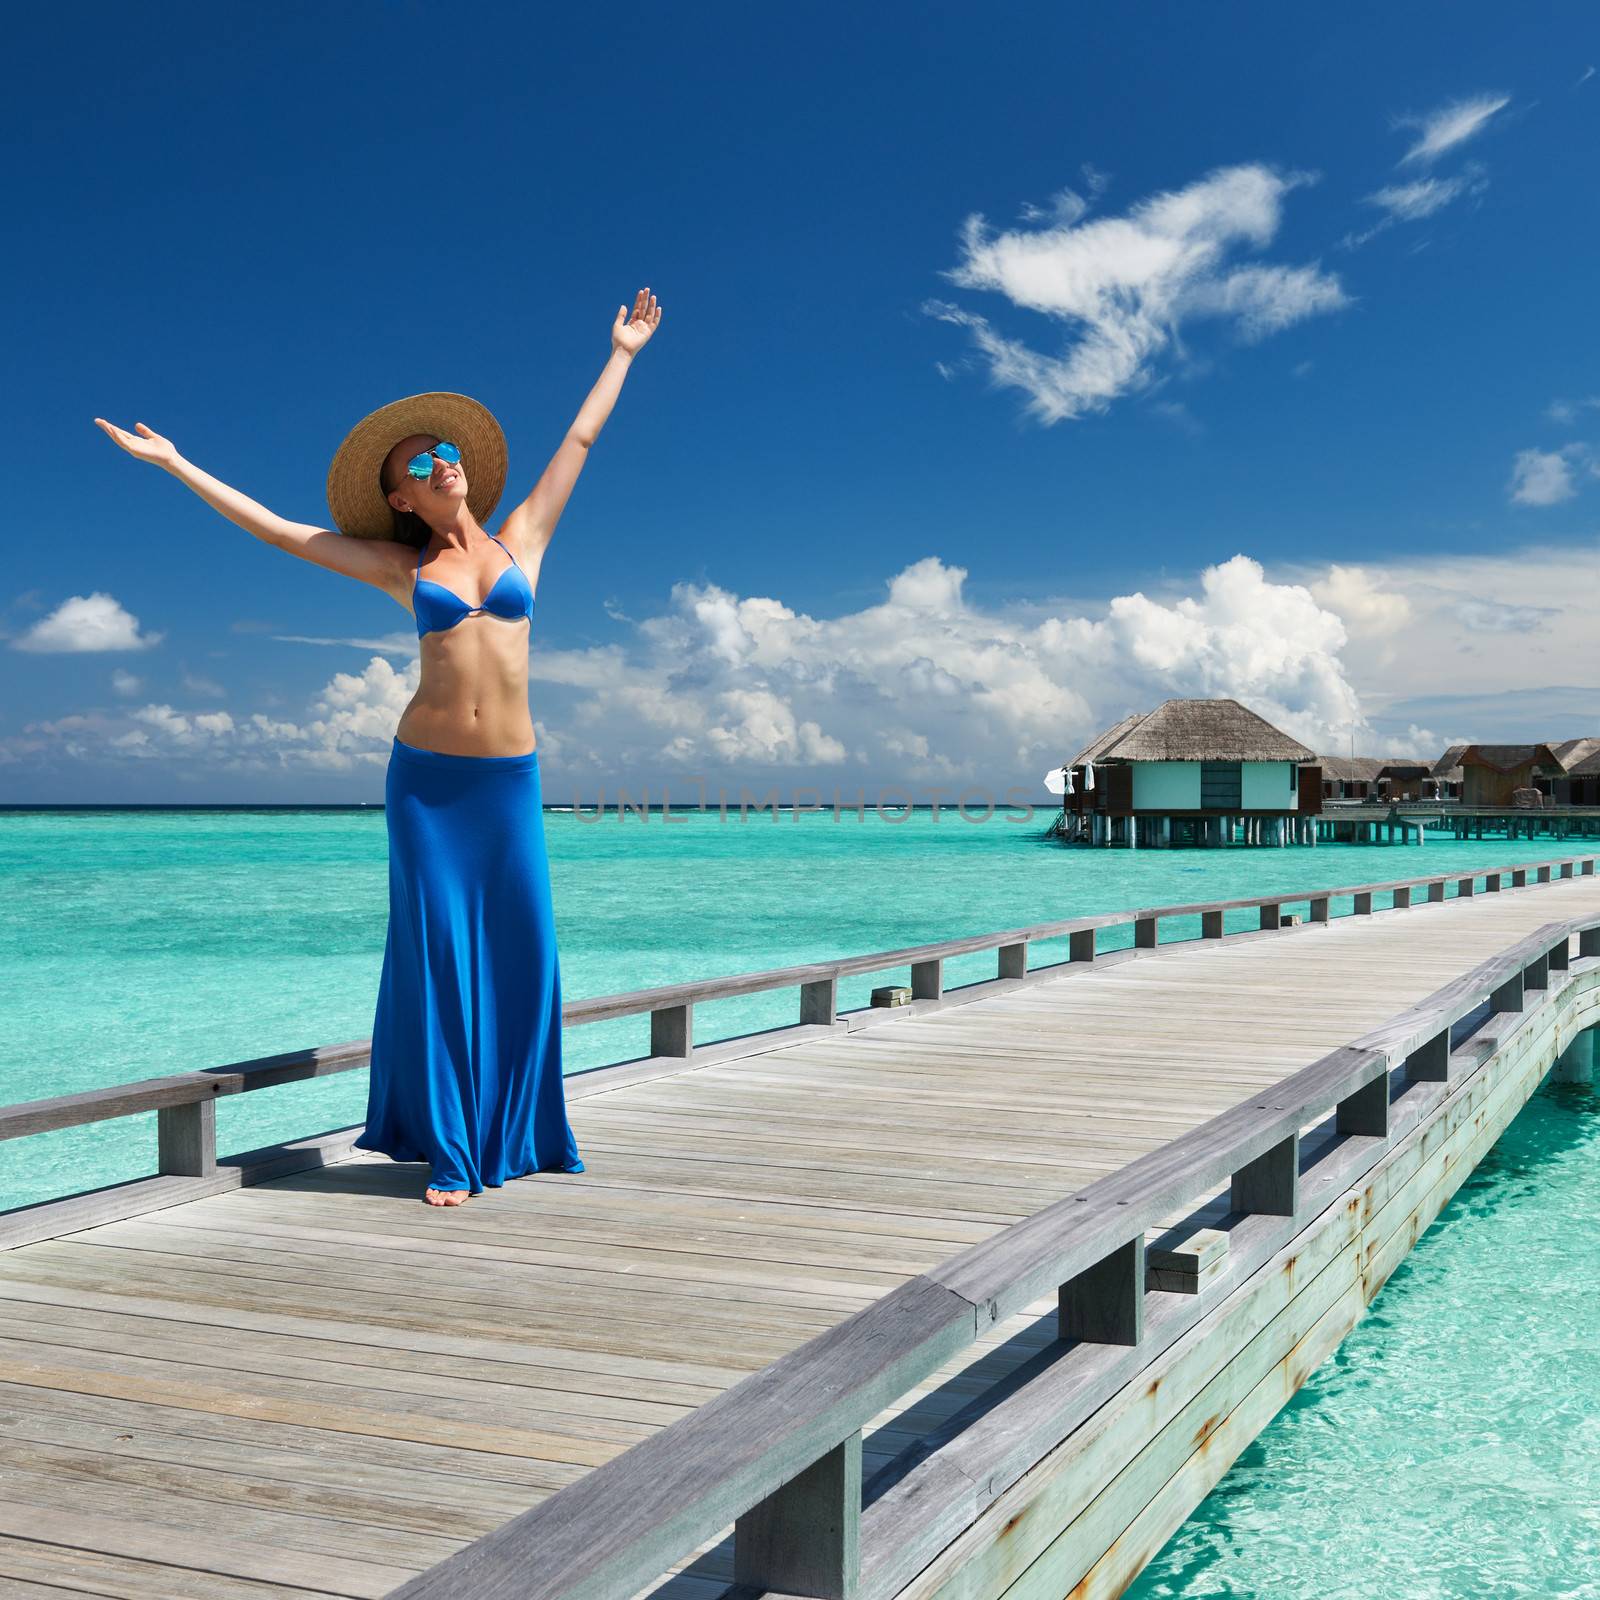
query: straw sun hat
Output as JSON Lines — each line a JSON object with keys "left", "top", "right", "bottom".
{"left": 326, "top": 391, "right": 509, "bottom": 539}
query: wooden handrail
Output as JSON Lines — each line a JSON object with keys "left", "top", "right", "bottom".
{"left": 386, "top": 911, "right": 1600, "bottom": 1600}
{"left": 2, "top": 853, "right": 1594, "bottom": 1146}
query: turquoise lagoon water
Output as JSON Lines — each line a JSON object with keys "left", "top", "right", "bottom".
{"left": 3, "top": 806, "right": 1596, "bottom": 1598}
{"left": 1125, "top": 1076, "right": 1600, "bottom": 1600}
{"left": 0, "top": 807, "right": 1580, "bottom": 1211}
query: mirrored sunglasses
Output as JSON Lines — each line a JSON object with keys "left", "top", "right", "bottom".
{"left": 404, "top": 440, "right": 462, "bottom": 480}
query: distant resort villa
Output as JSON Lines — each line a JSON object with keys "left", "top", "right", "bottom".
{"left": 1048, "top": 699, "right": 1600, "bottom": 849}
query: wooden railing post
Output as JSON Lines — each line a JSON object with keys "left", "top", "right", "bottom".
{"left": 1258, "top": 904, "right": 1281, "bottom": 931}
{"left": 1353, "top": 892, "right": 1373, "bottom": 915}
{"left": 1426, "top": 879, "right": 1446, "bottom": 903}
{"left": 734, "top": 1433, "right": 862, "bottom": 1600}
{"left": 1491, "top": 970, "right": 1523, "bottom": 1014}
{"left": 1512, "top": 869, "right": 1528, "bottom": 888}
{"left": 1309, "top": 896, "right": 1330, "bottom": 923}
{"left": 1336, "top": 1068, "right": 1390, "bottom": 1138}
{"left": 1522, "top": 952, "right": 1550, "bottom": 993}
{"left": 911, "top": 958, "right": 943, "bottom": 1001}
{"left": 1201, "top": 911, "right": 1224, "bottom": 940}
{"left": 1457, "top": 876, "right": 1476, "bottom": 897}
{"left": 1560, "top": 861, "right": 1574, "bottom": 879}
{"left": 1484, "top": 873, "right": 1502, "bottom": 893}
{"left": 801, "top": 978, "right": 838, "bottom": 1027}
{"left": 1537, "top": 865, "right": 1552, "bottom": 884}
{"left": 1549, "top": 938, "right": 1570, "bottom": 973}
{"left": 1582, "top": 927, "right": 1600, "bottom": 959}
{"left": 998, "top": 940, "right": 1028, "bottom": 979}
{"left": 1392, "top": 886, "right": 1412, "bottom": 909}
{"left": 1134, "top": 916, "right": 1158, "bottom": 949}
{"left": 1404, "top": 1030, "right": 1451, "bottom": 1082}
{"left": 157, "top": 1099, "right": 216, "bottom": 1178}
{"left": 1069, "top": 929, "right": 1096, "bottom": 963}
{"left": 1231, "top": 1133, "right": 1299, "bottom": 1219}
{"left": 1059, "top": 1237, "right": 1145, "bottom": 1346}
{"left": 651, "top": 1004, "right": 694, "bottom": 1058}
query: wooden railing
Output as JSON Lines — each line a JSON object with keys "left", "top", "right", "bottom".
{"left": 2, "top": 854, "right": 1595, "bottom": 1210}
{"left": 385, "top": 907, "right": 1600, "bottom": 1600}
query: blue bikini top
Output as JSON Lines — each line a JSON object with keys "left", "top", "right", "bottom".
{"left": 413, "top": 534, "right": 535, "bottom": 639}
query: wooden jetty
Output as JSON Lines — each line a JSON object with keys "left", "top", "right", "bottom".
{"left": 3, "top": 857, "right": 1600, "bottom": 1599}
{"left": 1319, "top": 800, "right": 1600, "bottom": 845}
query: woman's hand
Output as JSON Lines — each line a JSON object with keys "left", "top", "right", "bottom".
{"left": 94, "top": 418, "right": 181, "bottom": 472}
{"left": 612, "top": 287, "right": 662, "bottom": 357}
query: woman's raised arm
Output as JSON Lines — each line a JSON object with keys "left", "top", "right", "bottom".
{"left": 93, "top": 418, "right": 407, "bottom": 591}
{"left": 497, "top": 288, "right": 662, "bottom": 557}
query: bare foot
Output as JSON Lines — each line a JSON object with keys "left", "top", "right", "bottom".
{"left": 424, "top": 1185, "right": 469, "bottom": 1207}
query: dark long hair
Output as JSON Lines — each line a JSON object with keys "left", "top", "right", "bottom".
{"left": 379, "top": 455, "right": 433, "bottom": 550}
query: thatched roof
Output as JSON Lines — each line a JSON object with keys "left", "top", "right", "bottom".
{"left": 1431, "top": 743, "right": 1470, "bottom": 778}
{"left": 1320, "top": 756, "right": 1434, "bottom": 783}
{"left": 1318, "top": 756, "right": 1388, "bottom": 782}
{"left": 1550, "top": 737, "right": 1600, "bottom": 773}
{"left": 1071, "top": 699, "right": 1315, "bottom": 765}
{"left": 1446, "top": 743, "right": 1558, "bottom": 774}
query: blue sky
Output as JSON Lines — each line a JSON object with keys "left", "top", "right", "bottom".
{"left": 4, "top": 2, "right": 1596, "bottom": 802}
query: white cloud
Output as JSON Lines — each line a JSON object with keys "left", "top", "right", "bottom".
{"left": 925, "top": 163, "right": 1347, "bottom": 424}
{"left": 1284, "top": 541, "right": 1600, "bottom": 747}
{"left": 25, "top": 537, "right": 1600, "bottom": 787}
{"left": 1310, "top": 565, "right": 1414, "bottom": 636}
{"left": 181, "top": 671, "right": 227, "bottom": 697}
{"left": 1395, "top": 93, "right": 1510, "bottom": 166}
{"left": 110, "top": 668, "right": 142, "bottom": 697}
{"left": 1508, "top": 447, "right": 1581, "bottom": 506}
{"left": 11, "top": 593, "right": 163, "bottom": 654}
{"left": 1546, "top": 396, "right": 1600, "bottom": 426}
{"left": 11, "top": 553, "right": 1386, "bottom": 785}
{"left": 1364, "top": 171, "right": 1478, "bottom": 222}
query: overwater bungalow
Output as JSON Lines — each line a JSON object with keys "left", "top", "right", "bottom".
{"left": 1434, "top": 740, "right": 1600, "bottom": 808}
{"left": 1320, "top": 756, "right": 1451, "bottom": 803}
{"left": 1055, "top": 697, "right": 1321, "bottom": 847}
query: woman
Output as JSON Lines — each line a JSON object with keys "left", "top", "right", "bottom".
{"left": 95, "top": 287, "right": 663, "bottom": 1207}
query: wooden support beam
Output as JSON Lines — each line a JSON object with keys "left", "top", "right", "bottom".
{"left": 1427, "top": 879, "right": 1446, "bottom": 903}
{"left": 1059, "top": 1237, "right": 1145, "bottom": 1347}
{"left": 1522, "top": 952, "right": 1549, "bottom": 993}
{"left": 1582, "top": 928, "right": 1600, "bottom": 959}
{"left": 1457, "top": 876, "right": 1476, "bottom": 897}
{"left": 1309, "top": 896, "right": 1330, "bottom": 923}
{"left": 1549, "top": 938, "right": 1570, "bottom": 972}
{"left": 800, "top": 977, "right": 838, "bottom": 1027}
{"left": 1230, "top": 1132, "right": 1299, "bottom": 1219}
{"left": 1134, "top": 916, "right": 1158, "bottom": 949}
{"left": 733, "top": 1432, "right": 862, "bottom": 1600}
{"left": 1258, "top": 904, "right": 1281, "bottom": 931}
{"left": 1201, "top": 910, "right": 1224, "bottom": 940}
{"left": 1069, "top": 929, "right": 1096, "bottom": 964}
{"left": 1393, "top": 886, "right": 1412, "bottom": 909}
{"left": 911, "top": 958, "right": 943, "bottom": 1001}
{"left": 1537, "top": 865, "right": 1552, "bottom": 883}
{"left": 650, "top": 1004, "right": 693, "bottom": 1058}
{"left": 1512, "top": 869, "right": 1528, "bottom": 888}
{"left": 997, "top": 941, "right": 1028, "bottom": 980}
{"left": 1353, "top": 892, "right": 1373, "bottom": 915}
{"left": 156, "top": 1099, "right": 216, "bottom": 1178}
{"left": 1484, "top": 873, "right": 1502, "bottom": 893}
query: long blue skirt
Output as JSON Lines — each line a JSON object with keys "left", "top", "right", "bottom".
{"left": 355, "top": 736, "right": 584, "bottom": 1192}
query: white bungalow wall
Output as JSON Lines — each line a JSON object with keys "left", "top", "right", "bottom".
{"left": 1242, "top": 761, "right": 1300, "bottom": 811}
{"left": 1128, "top": 761, "right": 1300, "bottom": 811}
{"left": 1130, "top": 762, "right": 1201, "bottom": 809}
